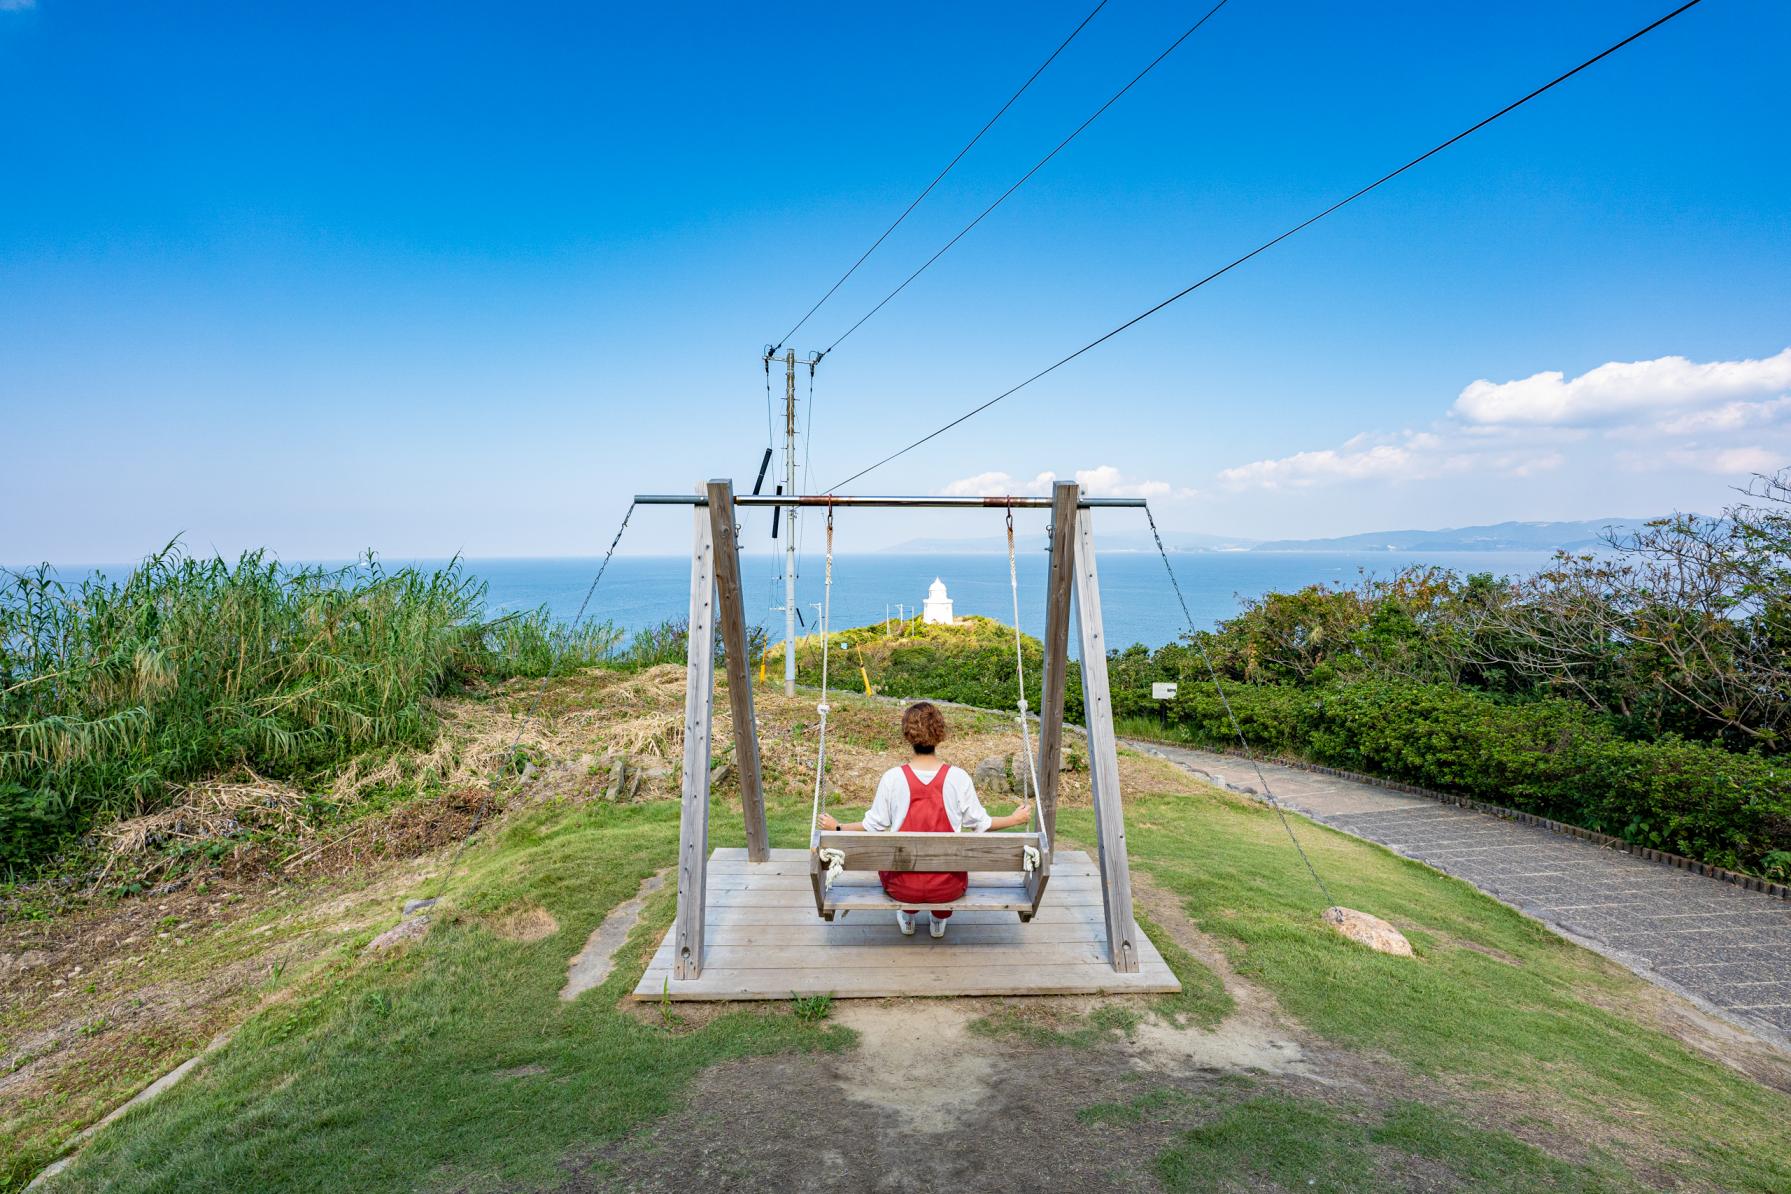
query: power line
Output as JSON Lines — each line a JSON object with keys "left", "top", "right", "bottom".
{"left": 829, "top": 0, "right": 1705, "bottom": 491}
{"left": 768, "top": 0, "right": 1112, "bottom": 355}
{"left": 818, "top": 0, "right": 1234, "bottom": 359}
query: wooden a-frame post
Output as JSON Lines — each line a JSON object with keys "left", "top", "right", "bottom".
{"left": 673, "top": 488, "right": 715, "bottom": 980}
{"left": 706, "top": 479, "right": 769, "bottom": 862}
{"left": 674, "top": 481, "right": 770, "bottom": 978}
{"left": 1073, "top": 502, "right": 1139, "bottom": 972}
{"left": 1027, "top": 480, "right": 1081, "bottom": 915}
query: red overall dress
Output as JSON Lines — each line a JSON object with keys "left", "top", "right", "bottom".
{"left": 880, "top": 764, "right": 969, "bottom": 916}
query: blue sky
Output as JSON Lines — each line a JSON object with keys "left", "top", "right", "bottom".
{"left": 3, "top": 0, "right": 1787, "bottom": 561}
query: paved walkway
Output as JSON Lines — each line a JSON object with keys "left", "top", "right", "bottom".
{"left": 1130, "top": 741, "right": 1791, "bottom": 1049}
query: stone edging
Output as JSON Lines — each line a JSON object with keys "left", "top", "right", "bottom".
{"left": 1130, "top": 736, "right": 1791, "bottom": 904}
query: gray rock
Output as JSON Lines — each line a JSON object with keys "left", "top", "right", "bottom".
{"left": 604, "top": 754, "right": 627, "bottom": 801}
{"left": 402, "top": 898, "right": 438, "bottom": 917}
{"left": 366, "top": 916, "right": 429, "bottom": 953}
{"left": 972, "top": 756, "right": 1013, "bottom": 799}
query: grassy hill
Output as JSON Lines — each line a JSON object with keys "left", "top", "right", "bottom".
{"left": 765, "top": 613, "right": 1075, "bottom": 716}
{"left": 6, "top": 664, "right": 1790, "bottom": 1191}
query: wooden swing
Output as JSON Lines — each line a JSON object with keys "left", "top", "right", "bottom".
{"left": 806, "top": 498, "right": 1052, "bottom": 921}
{"left": 641, "top": 479, "right": 1154, "bottom": 987}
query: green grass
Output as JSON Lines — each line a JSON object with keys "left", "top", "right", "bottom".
{"left": 1154, "top": 1095, "right": 1632, "bottom": 1193}
{"left": 32, "top": 799, "right": 851, "bottom": 1193}
{"left": 789, "top": 993, "right": 833, "bottom": 1022}
{"left": 1093, "top": 791, "right": 1791, "bottom": 1192}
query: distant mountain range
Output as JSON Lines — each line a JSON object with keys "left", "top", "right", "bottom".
{"left": 884, "top": 518, "right": 1663, "bottom": 555}
{"left": 1251, "top": 518, "right": 1657, "bottom": 553}
{"left": 883, "top": 530, "right": 1258, "bottom": 554}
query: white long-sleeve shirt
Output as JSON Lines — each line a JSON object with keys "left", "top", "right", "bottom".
{"left": 861, "top": 763, "right": 992, "bottom": 833}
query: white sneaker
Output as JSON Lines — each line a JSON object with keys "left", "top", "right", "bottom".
{"left": 929, "top": 913, "right": 948, "bottom": 939}
{"left": 896, "top": 909, "right": 916, "bottom": 936}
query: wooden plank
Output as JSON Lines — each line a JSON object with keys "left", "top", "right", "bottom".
{"left": 656, "top": 940, "right": 1123, "bottom": 970}
{"left": 638, "top": 963, "right": 1180, "bottom": 1001}
{"left": 706, "top": 874, "right": 1102, "bottom": 894}
{"left": 705, "top": 478, "right": 768, "bottom": 863}
{"left": 672, "top": 490, "right": 717, "bottom": 980}
{"left": 705, "top": 859, "right": 1096, "bottom": 877}
{"left": 715, "top": 882, "right": 1091, "bottom": 908}
{"left": 825, "top": 887, "right": 1036, "bottom": 913}
{"left": 1074, "top": 505, "right": 1140, "bottom": 974}
{"left": 701, "top": 900, "right": 1116, "bottom": 928}
{"left": 656, "top": 922, "right": 1118, "bottom": 948}
{"left": 707, "top": 861, "right": 1104, "bottom": 881}
{"left": 634, "top": 902, "right": 1182, "bottom": 999}
{"left": 812, "top": 830, "right": 1042, "bottom": 873}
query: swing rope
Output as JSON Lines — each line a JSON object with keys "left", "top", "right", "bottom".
{"left": 808, "top": 503, "right": 836, "bottom": 846}
{"left": 1143, "top": 505, "right": 1335, "bottom": 907}
{"left": 809, "top": 501, "right": 1047, "bottom": 888}
{"left": 1005, "top": 505, "right": 1047, "bottom": 848}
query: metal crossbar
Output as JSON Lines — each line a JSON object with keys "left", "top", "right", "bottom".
{"left": 635, "top": 493, "right": 1147, "bottom": 509}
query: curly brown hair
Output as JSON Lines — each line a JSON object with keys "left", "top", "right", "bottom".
{"left": 901, "top": 701, "right": 948, "bottom": 750}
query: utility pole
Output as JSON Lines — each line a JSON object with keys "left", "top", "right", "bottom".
{"left": 764, "top": 347, "right": 821, "bottom": 697}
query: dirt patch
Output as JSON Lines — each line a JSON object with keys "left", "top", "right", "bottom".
{"left": 491, "top": 906, "right": 559, "bottom": 943}
{"left": 573, "top": 878, "right": 1364, "bottom": 1194}
{"left": 831, "top": 1001, "right": 997, "bottom": 1132}
{"left": 571, "top": 1012, "right": 1234, "bottom": 1194}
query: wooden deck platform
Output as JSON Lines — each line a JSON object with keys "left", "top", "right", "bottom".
{"left": 634, "top": 848, "right": 1181, "bottom": 1000}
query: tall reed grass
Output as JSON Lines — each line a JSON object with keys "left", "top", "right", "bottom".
{"left": 0, "top": 547, "right": 624, "bottom": 873}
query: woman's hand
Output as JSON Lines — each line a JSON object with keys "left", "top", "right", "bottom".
{"left": 1012, "top": 801, "right": 1032, "bottom": 823}
{"left": 819, "top": 812, "right": 840, "bottom": 831}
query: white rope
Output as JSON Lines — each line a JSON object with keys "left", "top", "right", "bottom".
{"left": 808, "top": 505, "right": 836, "bottom": 846}
{"left": 1022, "top": 844, "right": 1041, "bottom": 874}
{"left": 1006, "top": 508, "right": 1048, "bottom": 848}
{"left": 818, "top": 846, "right": 846, "bottom": 889}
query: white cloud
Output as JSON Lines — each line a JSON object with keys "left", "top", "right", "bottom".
{"left": 1453, "top": 348, "right": 1791, "bottom": 427}
{"left": 1648, "top": 397, "right": 1791, "bottom": 436}
{"left": 1222, "top": 347, "right": 1791, "bottom": 493}
{"left": 1654, "top": 445, "right": 1789, "bottom": 475}
{"left": 939, "top": 465, "right": 1194, "bottom": 501}
{"left": 1072, "top": 465, "right": 1196, "bottom": 500}
{"left": 0, "top": 1, "right": 37, "bottom": 11}
{"left": 939, "top": 470, "right": 1057, "bottom": 497}
{"left": 1217, "top": 432, "right": 1471, "bottom": 490}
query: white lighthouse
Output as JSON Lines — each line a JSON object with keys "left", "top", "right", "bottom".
{"left": 922, "top": 577, "right": 955, "bottom": 625}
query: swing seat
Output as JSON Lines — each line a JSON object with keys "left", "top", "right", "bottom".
{"left": 810, "top": 830, "right": 1051, "bottom": 920}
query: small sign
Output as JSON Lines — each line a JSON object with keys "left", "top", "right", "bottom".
{"left": 1151, "top": 682, "right": 1179, "bottom": 701}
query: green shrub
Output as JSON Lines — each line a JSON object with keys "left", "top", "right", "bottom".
{"left": 1164, "top": 679, "right": 1789, "bottom": 877}
{"left": 0, "top": 548, "right": 624, "bottom": 874}
{"left": 772, "top": 615, "right": 1077, "bottom": 713}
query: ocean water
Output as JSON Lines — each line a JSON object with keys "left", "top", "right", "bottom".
{"left": 24, "top": 549, "right": 1558, "bottom": 648}
{"left": 466, "top": 550, "right": 1557, "bottom": 649}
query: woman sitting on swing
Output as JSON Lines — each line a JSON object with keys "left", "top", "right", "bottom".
{"left": 819, "top": 701, "right": 1032, "bottom": 938}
